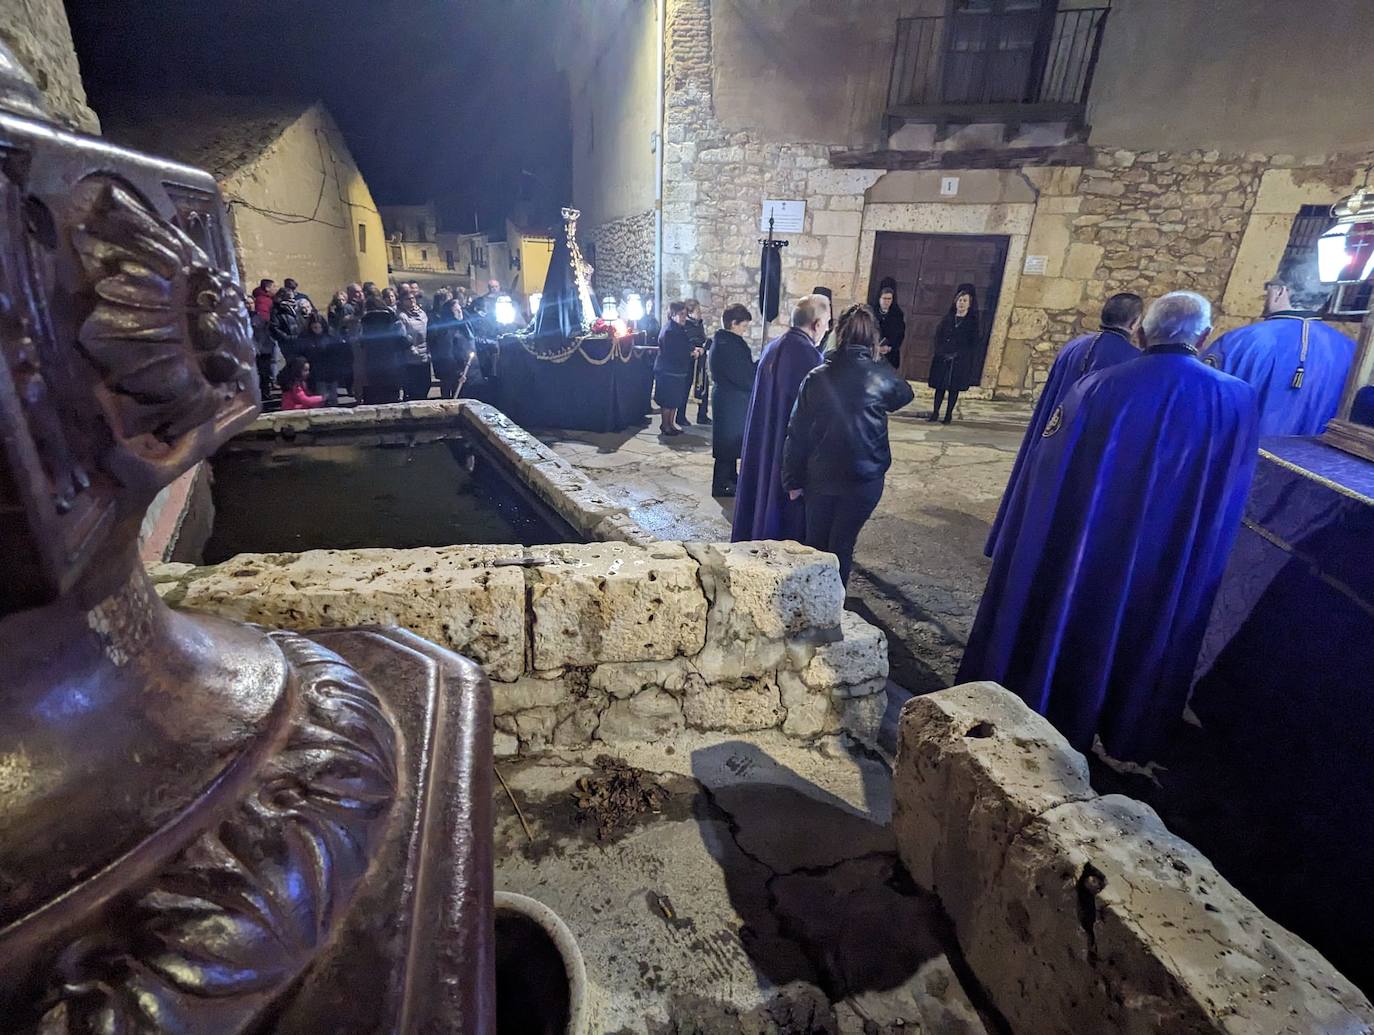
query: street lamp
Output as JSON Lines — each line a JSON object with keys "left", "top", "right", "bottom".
{"left": 494, "top": 294, "right": 518, "bottom": 326}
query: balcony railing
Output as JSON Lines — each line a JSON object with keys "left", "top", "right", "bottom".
{"left": 887, "top": 6, "right": 1109, "bottom": 117}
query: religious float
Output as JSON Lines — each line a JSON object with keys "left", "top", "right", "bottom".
{"left": 490, "top": 208, "right": 655, "bottom": 433}
{"left": 0, "top": 43, "right": 503, "bottom": 1033}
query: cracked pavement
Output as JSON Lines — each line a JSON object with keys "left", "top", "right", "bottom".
{"left": 494, "top": 731, "right": 1001, "bottom": 1034}
{"left": 535, "top": 391, "right": 1031, "bottom": 692}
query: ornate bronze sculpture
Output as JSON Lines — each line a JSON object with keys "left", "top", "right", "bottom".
{"left": 0, "top": 47, "right": 494, "bottom": 1033}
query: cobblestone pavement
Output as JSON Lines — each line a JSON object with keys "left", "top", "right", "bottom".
{"left": 535, "top": 389, "right": 1031, "bottom": 693}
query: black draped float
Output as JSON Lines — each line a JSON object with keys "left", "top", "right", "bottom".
{"left": 492, "top": 208, "right": 653, "bottom": 432}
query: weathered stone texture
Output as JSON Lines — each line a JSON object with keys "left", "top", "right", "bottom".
{"left": 590, "top": 210, "right": 655, "bottom": 298}
{"left": 151, "top": 537, "right": 888, "bottom": 754}
{"left": 528, "top": 542, "right": 706, "bottom": 669}
{"left": 893, "top": 682, "right": 1374, "bottom": 1035}
{"left": 0, "top": 0, "right": 99, "bottom": 133}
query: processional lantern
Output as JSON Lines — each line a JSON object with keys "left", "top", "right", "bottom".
{"left": 623, "top": 292, "right": 645, "bottom": 323}
{"left": 1318, "top": 187, "right": 1374, "bottom": 317}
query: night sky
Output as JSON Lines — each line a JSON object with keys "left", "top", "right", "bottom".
{"left": 67, "top": 0, "right": 572, "bottom": 234}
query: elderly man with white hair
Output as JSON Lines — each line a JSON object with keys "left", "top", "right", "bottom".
{"left": 958, "top": 291, "right": 1259, "bottom": 762}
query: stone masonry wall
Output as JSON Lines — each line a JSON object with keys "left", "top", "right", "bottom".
{"left": 664, "top": 0, "right": 878, "bottom": 329}
{"left": 1000, "top": 147, "right": 1374, "bottom": 396}
{"left": 590, "top": 210, "right": 655, "bottom": 298}
{"left": 150, "top": 539, "right": 890, "bottom": 759}
{"left": 0, "top": 0, "right": 99, "bottom": 133}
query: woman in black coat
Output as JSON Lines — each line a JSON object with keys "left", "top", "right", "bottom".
{"left": 655, "top": 301, "right": 697, "bottom": 435}
{"left": 707, "top": 303, "right": 757, "bottom": 497}
{"left": 873, "top": 276, "right": 906, "bottom": 372}
{"left": 926, "top": 283, "right": 979, "bottom": 424}
{"left": 782, "top": 304, "right": 914, "bottom": 586}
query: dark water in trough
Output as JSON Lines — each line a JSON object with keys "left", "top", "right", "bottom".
{"left": 204, "top": 440, "right": 573, "bottom": 564}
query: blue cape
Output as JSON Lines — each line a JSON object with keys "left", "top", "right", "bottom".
{"left": 1201, "top": 315, "right": 1354, "bottom": 437}
{"left": 732, "top": 328, "right": 821, "bottom": 542}
{"left": 986, "top": 329, "right": 1138, "bottom": 557}
{"left": 958, "top": 350, "right": 1259, "bottom": 760}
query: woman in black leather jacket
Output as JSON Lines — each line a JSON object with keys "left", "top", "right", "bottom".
{"left": 783, "top": 304, "right": 915, "bottom": 586}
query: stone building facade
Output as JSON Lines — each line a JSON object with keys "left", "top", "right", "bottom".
{"left": 570, "top": 0, "right": 1374, "bottom": 397}
{"left": 0, "top": 0, "right": 98, "bottom": 133}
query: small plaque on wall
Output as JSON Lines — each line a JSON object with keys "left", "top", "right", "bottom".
{"left": 761, "top": 199, "right": 806, "bottom": 233}
{"left": 1024, "top": 255, "right": 1048, "bottom": 276}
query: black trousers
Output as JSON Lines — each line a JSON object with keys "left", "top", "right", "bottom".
{"left": 256, "top": 354, "right": 274, "bottom": 396}
{"left": 803, "top": 479, "right": 884, "bottom": 587}
{"left": 402, "top": 364, "right": 432, "bottom": 401}
{"left": 712, "top": 456, "right": 737, "bottom": 496}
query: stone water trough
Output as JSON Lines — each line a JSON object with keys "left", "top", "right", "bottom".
{"left": 147, "top": 400, "right": 893, "bottom": 757}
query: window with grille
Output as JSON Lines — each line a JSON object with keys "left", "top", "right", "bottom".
{"left": 1280, "top": 204, "right": 1368, "bottom": 320}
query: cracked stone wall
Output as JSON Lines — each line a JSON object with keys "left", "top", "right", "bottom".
{"left": 0, "top": 0, "right": 99, "bottom": 133}
{"left": 590, "top": 210, "right": 655, "bottom": 299}
{"left": 893, "top": 682, "right": 1374, "bottom": 1035}
{"left": 150, "top": 539, "right": 889, "bottom": 758}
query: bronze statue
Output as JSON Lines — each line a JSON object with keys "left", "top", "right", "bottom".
{"left": 0, "top": 46, "right": 493, "bottom": 1033}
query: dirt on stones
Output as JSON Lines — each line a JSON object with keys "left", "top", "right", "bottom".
{"left": 574, "top": 754, "right": 673, "bottom": 841}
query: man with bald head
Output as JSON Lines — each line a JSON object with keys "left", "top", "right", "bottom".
{"left": 959, "top": 291, "right": 1259, "bottom": 762}
{"left": 732, "top": 293, "right": 829, "bottom": 542}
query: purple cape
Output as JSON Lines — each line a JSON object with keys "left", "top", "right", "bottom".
{"left": 986, "top": 329, "right": 1139, "bottom": 557}
{"left": 731, "top": 327, "right": 822, "bottom": 542}
{"left": 1201, "top": 315, "right": 1355, "bottom": 437}
{"left": 958, "top": 351, "right": 1259, "bottom": 761}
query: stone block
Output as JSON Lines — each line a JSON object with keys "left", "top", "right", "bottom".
{"left": 820, "top": 235, "right": 860, "bottom": 274}
{"left": 528, "top": 542, "right": 707, "bottom": 670}
{"left": 800, "top": 611, "right": 888, "bottom": 698}
{"left": 807, "top": 168, "right": 884, "bottom": 196}
{"left": 1014, "top": 276, "right": 1085, "bottom": 310}
{"left": 590, "top": 657, "right": 694, "bottom": 699}
{"left": 810, "top": 209, "right": 863, "bottom": 238}
{"left": 779, "top": 669, "right": 831, "bottom": 739}
{"left": 891, "top": 681, "right": 1094, "bottom": 892}
{"left": 1062, "top": 242, "right": 1105, "bottom": 280}
{"left": 1007, "top": 306, "right": 1049, "bottom": 341}
{"left": 596, "top": 688, "right": 684, "bottom": 742}
{"left": 1035, "top": 194, "right": 1082, "bottom": 214}
{"left": 174, "top": 546, "right": 527, "bottom": 681}
{"left": 686, "top": 540, "right": 843, "bottom": 645}
{"left": 892, "top": 683, "right": 1374, "bottom": 1035}
{"left": 682, "top": 675, "right": 785, "bottom": 732}
{"left": 969, "top": 795, "right": 1374, "bottom": 1035}
{"left": 493, "top": 675, "right": 567, "bottom": 716}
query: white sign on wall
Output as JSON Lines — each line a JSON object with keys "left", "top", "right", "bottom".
{"left": 940, "top": 176, "right": 960, "bottom": 197}
{"left": 1023, "top": 254, "right": 1049, "bottom": 276}
{"left": 760, "top": 199, "right": 806, "bottom": 234}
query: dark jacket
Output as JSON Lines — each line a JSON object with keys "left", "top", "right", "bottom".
{"left": 876, "top": 303, "right": 906, "bottom": 370}
{"left": 708, "top": 329, "right": 757, "bottom": 460}
{"left": 783, "top": 345, "right": 915, "bottom": 491}
{"left": 927, "top": 311, "right": 980, "bottom": 391}
{"left": 684, "top": 316, "right": 707, "bottom": 350}
{"left": 359, "top": 305, "right": 408, "bottom": 386}
{"left": 300, "top": 326, "right": 351, "bottom": 385}
{"left": 268, "top": 294, "right": 303, "bottom": 354}
{"left": 656, "top": 321, "right": 694, "bottom": 376}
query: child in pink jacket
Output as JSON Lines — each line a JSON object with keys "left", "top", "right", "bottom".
{"left": 277, "top": 356, "right": 324, "bottom": 410}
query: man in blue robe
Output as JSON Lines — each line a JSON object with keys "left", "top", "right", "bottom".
{"left": 985, "top": 292, "right": 1143, "bottom": 557}
{"left": 958, "top": 292, "right": 1259, "bottom": 761}
{"left": 732, "top": 294, "right": 828, "bottom": 542}
{"left": 1201, "top": 277, "right": 1354, "bottom": 437}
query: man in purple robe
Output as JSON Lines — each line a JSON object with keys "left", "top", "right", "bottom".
{"left": 985, "top": 292, "right": 1143, "bottom": 557}
{"left": 1200, "top": 277, "right": 1355, "bottom": 437}
{"left": 731, "top": 294, "right": 829, "bottom": 542}
{"left": 958, "top": 292, "right": 1258, "bottom": 762}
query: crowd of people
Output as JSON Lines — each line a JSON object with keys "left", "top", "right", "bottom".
{"left": 663, "top": 272, "right": 1354, "bottom": 764}
{"left": 248, "top": 275, "right": 517, "bottom": 410}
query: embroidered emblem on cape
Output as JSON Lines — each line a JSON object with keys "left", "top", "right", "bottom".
{"left": 1043, "top": 406, "right": 1063, "bottom": 437}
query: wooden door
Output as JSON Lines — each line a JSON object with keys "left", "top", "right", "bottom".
{"left": 870, "top": 231, "right": 1009, "bottom": 384}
